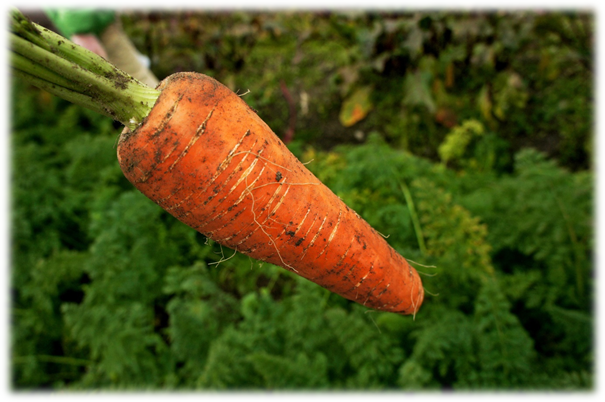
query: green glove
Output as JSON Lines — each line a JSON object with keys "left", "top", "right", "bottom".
{"left": 45, "top": 9, "right": 116, "bottom": 38}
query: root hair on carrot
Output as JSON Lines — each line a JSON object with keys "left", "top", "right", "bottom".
{"left": 407, "top": 259, "right": 438, "bottom": 269}
{"left": 364, "top": 310, "right": 382, "bottom": 334}
{"left": 410, "top": 285, "right": 421, "bottom": 321}
{"left": 208, "top": 245, "right": 238, "bottom": 267}
{"left": 251, "top": 181, "right": 319, "bottom": 192}
{"left": 230, "top": 151, "right": 293, "bottom": 172}
{"left": 245, "top": 177, "right": 298, "bottom": 273}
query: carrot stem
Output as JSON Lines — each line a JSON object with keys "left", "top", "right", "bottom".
{"left": 8, "top": 8, "right": 160, "bottom": 131}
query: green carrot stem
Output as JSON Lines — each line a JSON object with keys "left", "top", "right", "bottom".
{"left": 8, "top": 8, "right": 160, "bottom": 131}
{"left": 11, "top": 68, "right": 113, "bottom": 119}
{"left": 10, "top": 51, "right": 80, "bottom": 91}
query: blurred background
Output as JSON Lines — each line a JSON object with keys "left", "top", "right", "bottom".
{"left": 10, "top": 9, "right": 593, "bottom": 390}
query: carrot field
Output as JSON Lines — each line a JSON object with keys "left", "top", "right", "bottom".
{"left": 10, "top": 9, "right": 593, "bottom": 390}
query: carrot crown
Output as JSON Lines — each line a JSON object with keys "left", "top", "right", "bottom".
{"left": 8, "top": 8, "right": 161, "bottom": 131}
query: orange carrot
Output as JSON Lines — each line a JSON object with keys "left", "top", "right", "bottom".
{"left": 117, "top": 72, "right": 424, "bottom": 315}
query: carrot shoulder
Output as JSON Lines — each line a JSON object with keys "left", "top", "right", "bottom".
{"left": 117, "top": 72, "right": 424, "bottom": 315}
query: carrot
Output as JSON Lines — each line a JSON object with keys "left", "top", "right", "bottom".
{"left": 117, "top": 72, "right": 424, "bottom": 315}
{"left": 10, "top": 9, "right": 424, "bottom": 315}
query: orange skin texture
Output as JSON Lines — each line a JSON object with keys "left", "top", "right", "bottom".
{"left": 117, "top": 72, "right": 424, "bottom": 315}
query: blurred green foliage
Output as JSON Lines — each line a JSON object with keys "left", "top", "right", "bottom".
{"left": 11, "top": 10, "right": 592, "bottom": 391}
{"left": 122, "top": 10, "right": 592, "bottom": 171}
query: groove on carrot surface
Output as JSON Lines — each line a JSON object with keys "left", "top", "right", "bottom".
{"left": 316, "top": 208, "right": 342, "bottom": 259}
{"left": 131, "top": 94, "right": 185, "bottom": 182}
{"left": 177, "top": 132, "right": 257, "bottom": 218}
{"left": 150, "top": 93, "right": 183, "bottom": 139}
{"left": 190, "top": 156, "right": 264, "bottom": 223}
{"left": 268, "top": 183, "right": 291, "bottom": 219}
{"left": 245, "top": 178, "right": 296, "bottom": 272}
{"left": 300, "top": 214, "right": 328, "bottom": 260}
{"left": 341, "top": 259, "right": 358, "bottom": 283}
{"left": 293, "top": 208, "right": 311, "bottom": 237}
{"left": 229, "top": 182, "right": 289, "bottom": 251}
{"left": 198, "top": 169, "right": 265, "bottom": 233}
{"left": 168, "top": 106, "right": 215, "bottom": 172}
{"left": 230, "top": 150, "right": 293, "bottom": 173}
{"left": 364, "top": 278, "right": 385, "bottom": 306}
{"left": 155, "top": 184, "right": 183, "bottom": 207}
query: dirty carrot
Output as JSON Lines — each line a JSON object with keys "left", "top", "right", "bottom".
{"left": 117, "top": 72, "right": 424, "bottom": 315}
{"left": 10, "top": 9, "right": 424, "bottom": 315}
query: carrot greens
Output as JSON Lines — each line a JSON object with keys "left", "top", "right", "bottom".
{"left": 9, "top": 8, "right": 160, "bottom": 131}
